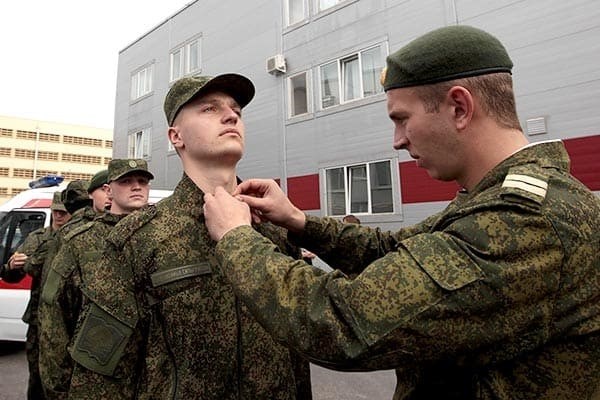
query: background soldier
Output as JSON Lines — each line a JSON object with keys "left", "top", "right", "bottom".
{"left": 203, "top": 26, "right": 600, "bottom": 399}
{"left": 38, "top": 160, "right": 152, "bottom": 399}
{"left": 87, "top": 169, "right": 111, "bottom": 213}
{"left": 69, "top": 74, "right": 312, "bottom": 399}
{"left": 1, "top": 191, "right": 71, "bottom": 400}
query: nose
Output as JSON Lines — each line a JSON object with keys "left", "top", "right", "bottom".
{"left": 222, "top": 106, "right": 239, "bottom": 125}
{"left": 131, "top": 179, "right": 142, "bottom": 190}
{"left": 393, "top": 126, "right": 408, "bottom": 150}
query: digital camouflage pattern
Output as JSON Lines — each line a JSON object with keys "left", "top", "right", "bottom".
{"left": 68, "top": 174, "right": 312, "bottom": 399}
{"left": 1, "top": 225, "right": 54, "bottom": 400}
{"left": 38, "top": 211, "right": 124, "bottom": 399}
{"left": 164, "top": 74, "right": 255, "bottom": 126}
{"left": 107, "top": 158, "right": 153, "bottom": 182}
{"left": 215, "top": 142, "right": 600, "bottom": 400}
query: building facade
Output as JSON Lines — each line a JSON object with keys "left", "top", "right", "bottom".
{"left": 113, "top": 0, "right": 600, "bottom": 230}
{"left": 0, "top": 115, "right": 112, "bottom": 206}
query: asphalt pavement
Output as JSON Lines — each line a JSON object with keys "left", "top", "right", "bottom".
{"left": 0, "top": 341, "right": 396, "bottom": 399}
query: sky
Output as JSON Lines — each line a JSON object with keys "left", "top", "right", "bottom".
{"left": 0, "top": 1, "right": 193, "bottom": 130}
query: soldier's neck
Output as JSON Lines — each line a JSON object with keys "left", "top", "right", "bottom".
{"left": 185, "top": 162, "right": 238, "bottom": 195}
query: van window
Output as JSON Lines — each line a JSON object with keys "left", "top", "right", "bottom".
{"left": 0, "top": 211, "right": 46, "bottom": 266}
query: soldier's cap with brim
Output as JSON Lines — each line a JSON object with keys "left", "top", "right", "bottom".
{"left": 164, "top": 73, "right": 255, "bottom": 126}
{"left": 87, "top": 169, "right": 109, "bottom": 193}
{"left": 382, "top": 25, "right": 513, "bottom": 91}
{"left": 107, "top": 159, "right": 154, "bottom": 182}
{"left": 50, "top": 191, "right": 67, "bottom": 212}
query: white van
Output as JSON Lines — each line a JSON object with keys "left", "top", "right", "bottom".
{"left": 0, "top": 178, "right": 172, "bottom": 341}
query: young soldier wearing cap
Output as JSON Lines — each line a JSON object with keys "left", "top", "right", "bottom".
{"left": 68, "top": 75, "right": 311, "bottom": 399}
{"left": 87, "top": 169, "right": 111, "bottom": 212}
{"left": 1, "top": 191, "right": 71, "bottom": 400}
{"left": 38, "top": 160, "right": 152, "bottom": 398}
{"left": 203, "top": 26, "right": 600, "bottom": 399}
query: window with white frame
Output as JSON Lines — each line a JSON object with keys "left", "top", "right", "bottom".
{"left": 128, "top": 128, "right": 151, "bottom": 159}
{"left": 318, "top": 0, "right": 343, "bottom": 11}
{"left": 288, "top": 71, "right": 311, "bottom": 117}
{"left": 170, "top": 37, "right": 202, "bottom": 82}
{"left": 130, "top": 64, "right": 153, "bottom": 101}
{"left": 319, "top": 44, "right": 385, "bottom": 109}
{"left": 325, "top": 160, "right": 394, "bottom": 216}
{"left": 286, "top": 0, "right": 306, "bottom": 26}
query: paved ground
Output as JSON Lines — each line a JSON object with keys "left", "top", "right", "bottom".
{"left": 0, "top": 341, "right": 28, "bottom": 400}
{"left": 0, "top": 341, "right": 396, "bottom": 399}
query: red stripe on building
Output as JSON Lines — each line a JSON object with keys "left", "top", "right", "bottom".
{"left": 287, "top": 174, "right": 320, "bottom": 210}
{"left": 563, "top": 135, "right": 600, "bottom": 190}
{"left": 399, "top": 162, "right": 460, "bottom": 204}
{"left": 286, "top": 135, "right": 599, "bottom": 209}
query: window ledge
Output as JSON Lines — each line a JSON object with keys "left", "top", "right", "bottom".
{"left": 316, "top": 93, "right": 385, "bottom": 118}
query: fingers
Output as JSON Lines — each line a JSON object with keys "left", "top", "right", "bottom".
{"left": 234, "top": 178, "right": 278, "bottom": 197}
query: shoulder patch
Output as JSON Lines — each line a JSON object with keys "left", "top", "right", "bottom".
{"left": 64, "top": 220, "right": 95, "bottom": 242}
{"left": 501, "top": 165, "right": 549, "bottom": 206}
{"left": 108, "top": 204, "right": 158, "bottom": 249}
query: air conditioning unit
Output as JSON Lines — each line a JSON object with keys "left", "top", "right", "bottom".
{"left": 266, "top": 54, "right": 286, "bottom": 75}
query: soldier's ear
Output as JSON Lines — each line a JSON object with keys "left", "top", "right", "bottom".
{"left": 168, "top": 127, "right": 183, "bottom": 150}
{"left": 104, "top": 183, "right": 113, "bottom": 200}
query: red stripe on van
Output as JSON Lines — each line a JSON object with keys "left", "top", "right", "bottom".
{"left": 288, "top": 174, "right": 320, "bottom": 210}
{"left": 564, "top": 135, "right": 600, "bottom": 190}
{"left": 23, "top": 199, "right": 52, "bottom": 208}
{"left": 0, "top": 274, "right": 32, "bottom": 290}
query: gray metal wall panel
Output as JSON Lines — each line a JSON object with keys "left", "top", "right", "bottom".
{"left": 114, "top": 0, "right": 600, "bottom": 229}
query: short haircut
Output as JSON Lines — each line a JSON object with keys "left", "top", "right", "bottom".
{"left": 413, "top": 72, "right": 522, "bottom": 131}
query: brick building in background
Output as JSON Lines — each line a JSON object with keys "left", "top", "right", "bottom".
{"left": 0, "top": 115, "right": 112, "bottom": 206}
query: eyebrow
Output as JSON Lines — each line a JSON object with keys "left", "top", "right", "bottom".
{"left": 199, "top": 97, "right": 241, "bottom": 109}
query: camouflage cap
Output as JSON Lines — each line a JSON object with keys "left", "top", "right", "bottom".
{"left": 382, "top": 25, "right": 513, "bottom": 91}
{"left": 164, "top": 73, "right": 255, "bottom": 126}
{"left": 88, "top": 169, "right": 109, "bottom": 193}
{"left": 61, "top": 180, "right": 92, "bottom": 214}
{"left": 108, "top": 159, "right": 154, "bottom": 182}
{"left": 50, "top": 191, "right": 67, "bottom": 212}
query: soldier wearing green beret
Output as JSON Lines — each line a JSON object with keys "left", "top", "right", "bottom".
{"left": 1, "top": 190, "right": 72, "bottom": 400}
{"left": 68, "top": 75, "right": 312, "bottom": 399}
{"left": 87, "top": 169, "right": 111, "bottom": 212}
{"left": 203, "top": 25, "right": 600, "bottom": 399}
{"left": 37, "top": 160, "right": 153, "bottom": 398}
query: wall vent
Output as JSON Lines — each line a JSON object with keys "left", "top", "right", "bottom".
{"left": 526, "top": 117, "right": 547, "bottom": 136}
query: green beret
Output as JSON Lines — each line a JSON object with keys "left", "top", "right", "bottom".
{"left": 50, "top": 191, "right": 67, "bottom": 212}
{"left": 61, "top": 180, "right": 92, "bottom": 214}
{"left": 383, "top": 25, "right": 513, "bottom": 91}
{"left": 107, "top": 159, "right": 154, "bottom": 182}
{"left": 164, "top": 74, "right": 255, "bottom": 126}
{"left": 88, "top": 169, "right": 109, "bottom": 193}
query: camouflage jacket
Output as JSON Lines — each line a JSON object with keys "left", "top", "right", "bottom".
{"left": 69, "top": 174, "right": 312, "bottom": 400}
{"left": 38, "top": 212, "right": 124, "bottom": 400}
{"left": 214, "top": 141, "right": 600, "bottom": 400}
{"left": 0, "top": 226, "right": 54, "bottom": 325}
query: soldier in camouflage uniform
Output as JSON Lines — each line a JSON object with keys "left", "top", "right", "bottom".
{"left": 86, "top": 169, "right": 111, "bottom": 213}
{"left": 69, "top": 74, "right": 312, "bottom": 399}
{"left": 1, "top": 191, "right": 71, "bottom": 400}
{"left": 38, "top": 161, "right": 152, "bottom": 399}
{"left": 203, "top": 26, "right": 600, "bottom": 399}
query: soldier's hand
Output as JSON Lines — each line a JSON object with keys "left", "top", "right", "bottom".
{"left": 8, "top": 252, "right": 28, "bottom": 270}
{"left": 204, "top": 187, "right": 252, "bottom": 241}
{"left": 233, "top": 179, "right": 306, "bottom": 233}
